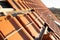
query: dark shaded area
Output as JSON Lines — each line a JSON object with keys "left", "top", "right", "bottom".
{"left": 0, "top": 1, "right": 12, "bottom": 8}
{"left": 0, "top": 12, "right": 5, "bottom": 17}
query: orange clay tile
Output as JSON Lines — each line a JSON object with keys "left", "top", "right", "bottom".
{"left": 28, "top": 13, "right": 43, "bottom": 28}
{"left": 7, "top": 0, "right": 20, "bottom": 11}
{"left": 24, "top": 14, "right": 40, "bottom": 33}
{"left": 16, "top": 14, "right": 39, "bottom": 38}
{"left": 0, "top": 15, "right": 33, "bottom": 40}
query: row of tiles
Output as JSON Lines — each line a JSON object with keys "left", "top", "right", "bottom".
{"left": 0, "top": 12, "right": 45, "bottom": 40}
{"left": 7, "top": 0, "right": 60, "bottom": 38}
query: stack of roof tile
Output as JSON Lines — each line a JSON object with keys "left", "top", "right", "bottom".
{"left": 0, "top": 0, "right": 60, "bottom": 40}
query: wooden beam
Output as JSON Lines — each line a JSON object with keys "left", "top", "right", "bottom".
{"left": 0, "top": 8, "right": 14, "bottom": 12}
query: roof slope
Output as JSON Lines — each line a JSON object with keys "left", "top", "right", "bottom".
{"left": 0, "top": 0, "right": 60, "bottom": 40}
